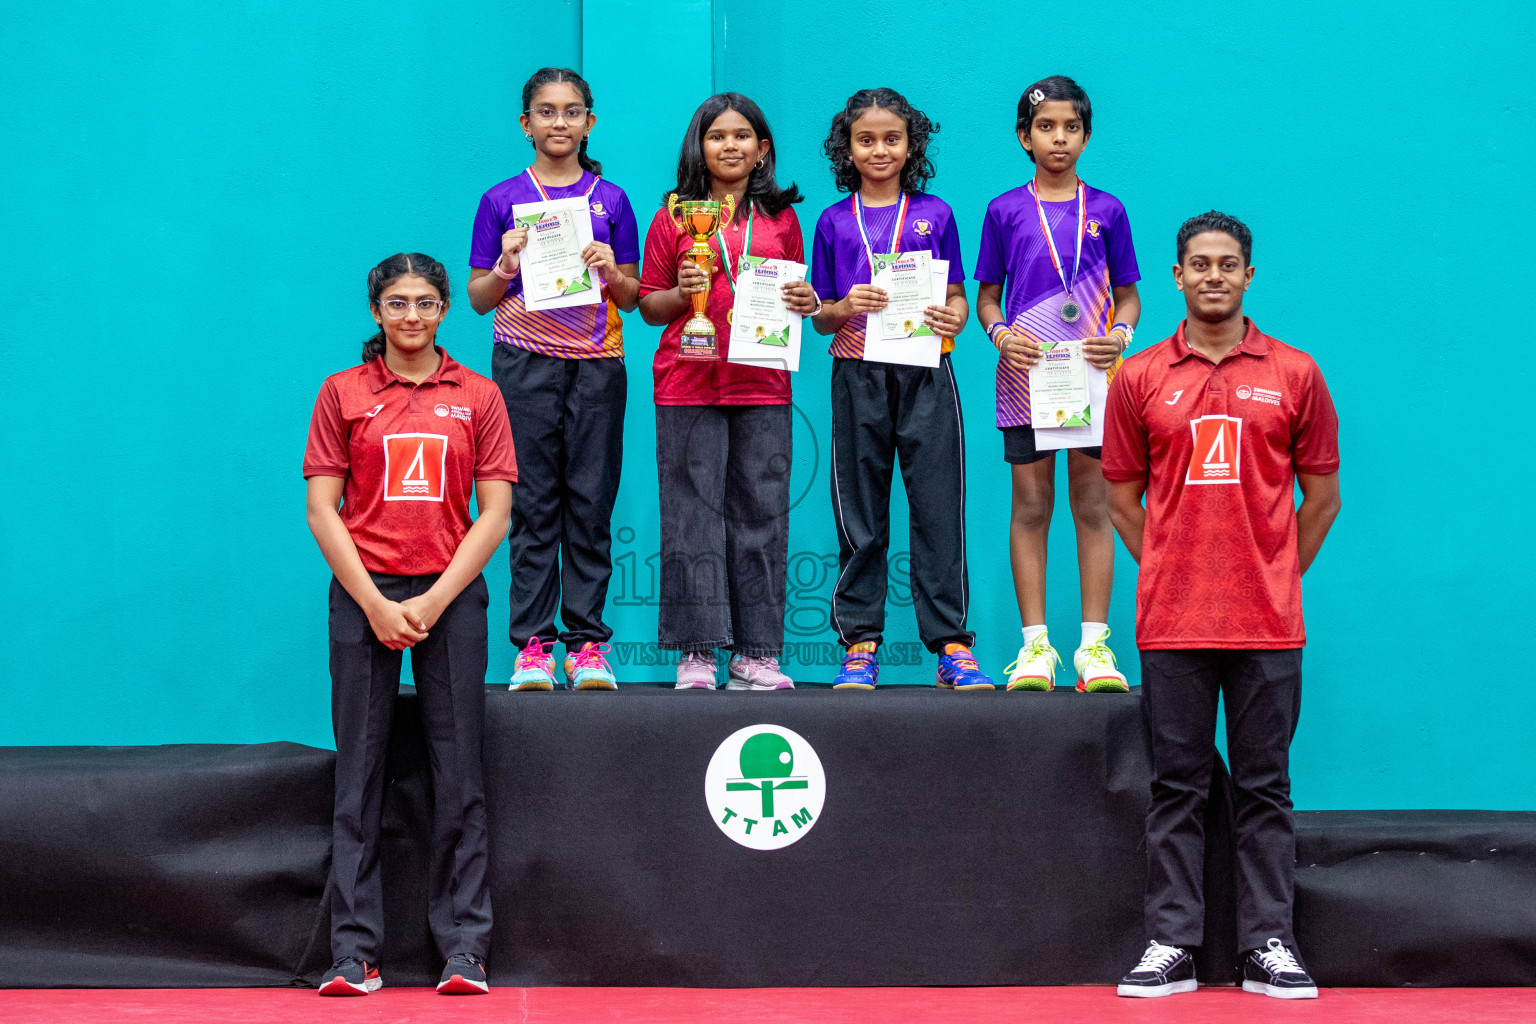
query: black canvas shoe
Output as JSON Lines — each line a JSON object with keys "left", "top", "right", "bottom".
{"left": 1242, "top": 938, "right": 1318, "bottom": 999}
{"left": 437, "top": 952, "right": 490, "bottom": 994}
{"left": 1117, "top": 941, "right": 1198, "bottom": 997}
{"left": 318, "top": 956, "right": 381, "bottom": 996}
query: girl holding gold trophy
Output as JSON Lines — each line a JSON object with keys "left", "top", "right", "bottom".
{"left": 638, "top": 93, "right": 817, "bottom": 691}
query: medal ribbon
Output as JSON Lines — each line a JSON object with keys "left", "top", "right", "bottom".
{"left": 715, "top": 201, "right": 755, "bottom": 295}
{"left": 852, "top": 191, "right": 910, "bottom": 276}
{"left": 1028, "top": 178, "right": 1086, "bottom": 300}
{"left": 526, "top": 167, "right": 601, "bottom": 201}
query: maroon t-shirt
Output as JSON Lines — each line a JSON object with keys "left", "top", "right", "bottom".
{"left": 638, "top": 202, "right": 802, "bottom": 405}
{"left": 1101, "top": 320, "right": 1340, "bottom": 649}
{"left": 302, "top": 349, "right": 518, "bottom": 576}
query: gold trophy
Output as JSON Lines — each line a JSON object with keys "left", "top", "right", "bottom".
{"left": 667, "top": 192, "right": 736, "bottom": 359}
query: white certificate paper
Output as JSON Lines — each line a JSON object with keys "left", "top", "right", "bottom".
{"left": 727, "top": 256, "right": 806, "bottom": 372}
{"left": 1027, "top": 340, "right": 1092, "bottom": 428}
{"left": 1035, "top": 363, "right": 1110, "bottom": 450}
{"left": 862, "top": 257, "right": 948, "bottom": 368}
{"left": 510, "top": 196, "right": 600, "bottom": 311}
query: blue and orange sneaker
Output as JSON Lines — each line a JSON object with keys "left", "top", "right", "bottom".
{"left": 936, "top": 643, "right": 995, "bottom": 690}
{"left": 510, "top": 637, "right": 557, "bottom": 691}
{"left": 832, "top": 642, "right": 879, "bottom": 690}
{"left": 564, "top": 642, "right": 618, "bottom": 690}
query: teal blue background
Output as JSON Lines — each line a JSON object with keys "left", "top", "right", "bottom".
{"left": 4, "top": 1, "right": 1533, "bottom": 810}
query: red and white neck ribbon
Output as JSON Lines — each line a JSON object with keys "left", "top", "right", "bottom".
{"left": 526, "top": 167, "right": 600, "bottom": 201}
{"left": 852, "top": 191, "right": 910, "bottom": 276}
{"left": 1028, "top": 178, "right": 1085, "bottom": 300}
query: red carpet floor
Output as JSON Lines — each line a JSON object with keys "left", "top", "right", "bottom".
{"left": 2, "top": 987, "right": 1534, "bottom": 1024}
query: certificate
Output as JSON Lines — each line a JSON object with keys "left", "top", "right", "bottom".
{"left": 1028, "top": 340, "right": 1092, "bottom": 428}
{"left": 871, "top": 251, "right": 933, "bottom": 340}
{"left": 510, "top": 196, "right": 600, "bottom": 312}
{"left": 728, "top": 256, "right": 806, "bottom": 372}
{"left": 1035, "top": 363, "right": 1109, "bottom": 450}
{"left": 862, "top": 258, "right": 948, "bottom": 368}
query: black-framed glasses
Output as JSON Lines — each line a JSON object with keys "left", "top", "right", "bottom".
{"left": 525, "top": 105, "right": 589, "bottom": 125}
{"left": 379, "top": 299, "right": 445, "bottom": 320}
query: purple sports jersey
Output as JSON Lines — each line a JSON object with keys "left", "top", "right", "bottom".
{"left": 810, "top": 192, "right": 966, "bottom": 360}
{"left": 469, "top": 169, "right": 640, "bottom": 359}
{"left": 973, "top": 183, "right": 1139, "bottom": 427}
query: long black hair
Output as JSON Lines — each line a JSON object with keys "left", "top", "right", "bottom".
{"left": 362, "top": 253, "right": 450, "bottom": 363}
{"left": 522, "top": 67, "right": 602, "bottom": 176}
{"left": 823, "top": 87, "right": 938, "bottom": 195}
{"left": 1016, "top": 75, "right": 1093, "bottom": 164}
{"left": 661, "top": 93, "right": 802, "bottom": 217}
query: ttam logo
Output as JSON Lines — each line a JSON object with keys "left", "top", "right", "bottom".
{"left": 1186, "top": 415, "right": 1242, "bottom": 486}
{"left": 383, "top": 433, "right": 447, "bottom": 501}
{"left": 705, "top": 725, "right": 826, "bottom": 851}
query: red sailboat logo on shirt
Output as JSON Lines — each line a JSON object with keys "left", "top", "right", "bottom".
{"left": 1186, "top": 415, "right": 1242, "bottom": 485}
{"left": 384, "top": 433, "right": 447, "bottom": 501}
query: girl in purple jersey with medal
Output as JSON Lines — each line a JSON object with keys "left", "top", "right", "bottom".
{"left": 466, "top": 68, "right": 641, "bottom": 692}
{"left": 973, "top": 75, "right": 1142, "bottom": 693}
{"left": 810, "top": 88, "right": 993, "bottom": 692}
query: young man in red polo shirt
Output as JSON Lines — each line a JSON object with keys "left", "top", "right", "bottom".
{"left": 1102, "top": 213, "right": 1342, "bottom": 1000}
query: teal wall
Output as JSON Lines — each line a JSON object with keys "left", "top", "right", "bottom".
{"left": 4, "top": 1, "right": 1533, "bottom": 811}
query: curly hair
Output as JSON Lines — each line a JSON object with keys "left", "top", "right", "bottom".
{"left": 822, "top": 88, "right": 938, "bottom": 195}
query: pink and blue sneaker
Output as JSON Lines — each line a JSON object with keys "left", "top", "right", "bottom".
{"left": 510, "top": 637, "right": 557, "bottom": 691}
{"left": 832, "top": 642, "right": 879, "bottom": 690}
{"left": 564, "top": 642, "right": 617, "bottom": 690}
{"left": 936, "top": 643, "right": 995, "bottom": 690}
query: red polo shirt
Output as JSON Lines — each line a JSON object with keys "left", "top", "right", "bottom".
{"left": 638, "top": 203, "right": 801, "bottom": 406}
{"left": 1101, "top": 319, "right": 1339, "bottom": 650}
{"left": 303, "top": 348, "right": 518, "bottom": 576}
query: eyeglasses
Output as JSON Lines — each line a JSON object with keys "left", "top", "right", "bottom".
{"left": 525, "top": 105, "right": 589, "bottom": 125}
{"left": 379, "top": 299, "right": 445, "bottom": 320}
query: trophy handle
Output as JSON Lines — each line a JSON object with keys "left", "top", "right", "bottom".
{"left": 666, "top": 193, "right": 686, "bottom": 233}
{"left": 719, "top": 193, "right": 737, "bottom": 229}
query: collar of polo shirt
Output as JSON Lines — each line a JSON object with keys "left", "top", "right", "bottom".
{"left": 365, "top": 346, "right": 466, "bottom": 393}
{"left": 1168, "top": 317, "right": 1268, "bottom": 365}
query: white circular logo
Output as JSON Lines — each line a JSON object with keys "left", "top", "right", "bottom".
{"left": 704, "top": 724, "right": 825, "bottom": 851}
{"left": 433, "top": 403, "right": 450, "bottom": 417}
{"left": 1235, "top": 385, "right": 1252, "bottom": 400}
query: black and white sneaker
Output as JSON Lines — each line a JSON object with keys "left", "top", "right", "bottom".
{"left": 1242, "top": 938, "right": 1318, "bottom": 999}
{"left": 318, "top": 956, "right": 381, "bottom": 996}
{"left": 437, "top": 951, "right": 490, "bottom": 994}
{"left": 1116, "top": 941, "right": 1198, "bottom": 997}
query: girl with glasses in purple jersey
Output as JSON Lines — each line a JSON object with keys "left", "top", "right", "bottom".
{"left": 466, "top": 68, "right": 642, "bottom": 693}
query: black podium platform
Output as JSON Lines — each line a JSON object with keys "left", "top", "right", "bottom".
{"left": 5, "top": 686, "right": 1536, "bottom": 989}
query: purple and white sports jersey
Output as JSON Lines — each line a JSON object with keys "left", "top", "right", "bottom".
{"left": 973, "top": 182, "right": 1139, "bottom": 427}
{"left": 469, "top": 169, "right": 640, "bottom": 359}
{"left": 810, "top": 192, "right": 966, "bottom": 360}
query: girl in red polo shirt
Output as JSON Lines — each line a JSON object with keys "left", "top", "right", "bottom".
{"left": 303, "top": 253, "right": 517, "bottom": 997}
{"left": 637, "top": 94, "right": 817, "bottom": 690}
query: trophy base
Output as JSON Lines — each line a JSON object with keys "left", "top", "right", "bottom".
{"left": 678, "top": 314, "right": 718, "bottom": 361}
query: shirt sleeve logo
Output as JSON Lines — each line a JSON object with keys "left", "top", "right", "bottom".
{"left": 1186, "top": 415, "right": 1242, "bottom": 485}
{"left": 383, "top": 433, "right": 447, "bottom": 501}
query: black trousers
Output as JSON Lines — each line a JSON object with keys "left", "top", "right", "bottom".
{"left": 829, "top": 356, "right": 973, "bottom": 653}
{"left": 1141, "top": 648, "right": 1304, "bottom": 951}
{"left": 492, "top": 344, "right": 626, "bottom": 649}
{"left": 654, "top": 403, "right": 790, "bottom": 657}
{"left": 328, "top": 573, "right": 492, "bottom": 964}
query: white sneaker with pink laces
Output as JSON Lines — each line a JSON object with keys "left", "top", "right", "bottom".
{"left": 675, "top": 650, "right": 718, "bottom": 690}
{"left": 510, "top": 637, "right": 556, "bottom": 691}
{"left": 726, "top": 655, "right": 794, "bottom": 691}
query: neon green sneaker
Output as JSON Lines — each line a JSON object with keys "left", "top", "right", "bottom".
{"left": 1075, "top": 629, "right": 1129, "bottom": 692}
{"left": 1005, "top": 632, "right": 1060, "bottom": 691}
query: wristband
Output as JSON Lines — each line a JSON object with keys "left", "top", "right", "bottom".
{"left": 491, "top": 254, "right": 518, "bottom": 281}
{"left": 809, "top": 293, "right": 824, "bottom": 318}
{"left": 1110, "top": 322, "right": 1134, "bottom": 350}
{"left": 986, "top": 321, "right": 1009, "bottom": 346}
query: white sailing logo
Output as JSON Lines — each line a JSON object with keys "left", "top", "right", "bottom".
{"left": 401, "top": 442, "right": 430, "bottom": 494}
{"left": 1201, "top": 424, "right": 1230, "bottom": 475}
